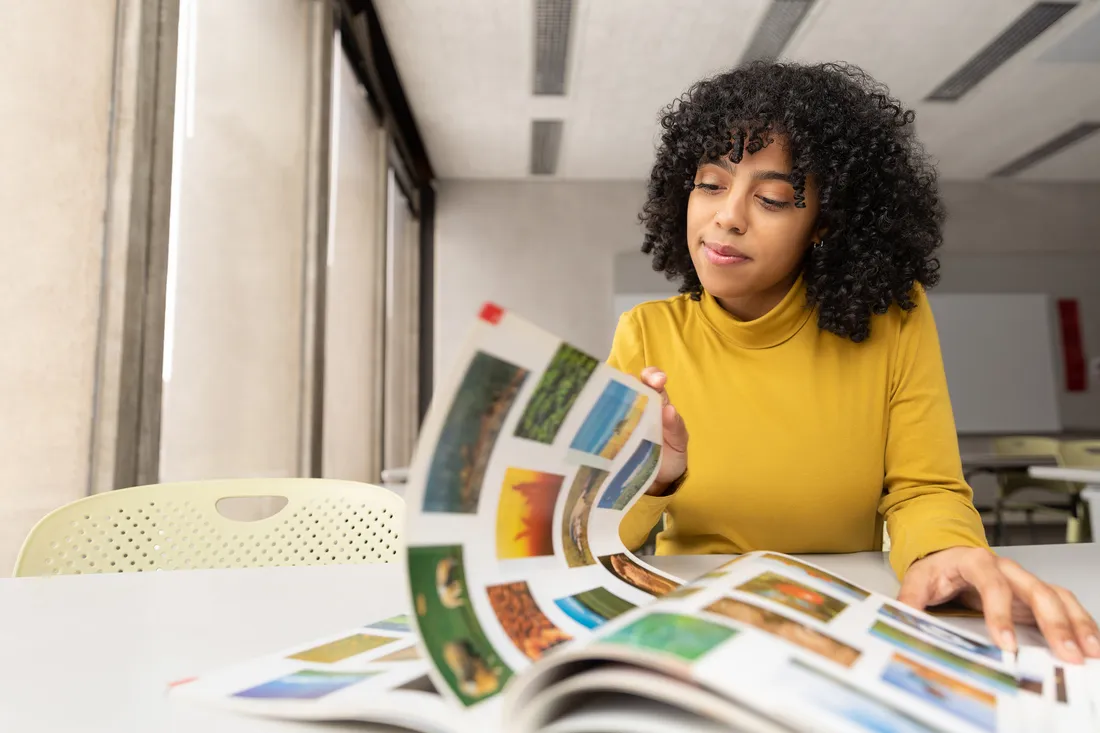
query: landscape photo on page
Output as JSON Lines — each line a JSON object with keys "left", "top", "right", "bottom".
{"left": 167, "top": 614, "right": 435, "bottom": 718}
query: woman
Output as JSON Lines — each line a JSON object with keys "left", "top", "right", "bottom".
{"left": 610, "top": 60, "right": 1097, "bottom": 663}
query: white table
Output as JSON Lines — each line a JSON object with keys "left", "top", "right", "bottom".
{"left": 0, "top": 564, "right": 407, "bottom": 733}
{"left": 1029, "top": 465, "right": 1100, "bottom": 541}
{"left": 2, "top": 545, "right": 1099, "bottom": 732}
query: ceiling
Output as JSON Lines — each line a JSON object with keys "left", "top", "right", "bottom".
{"left": 373, "top": 0, "right": 1100, "bottom": 181}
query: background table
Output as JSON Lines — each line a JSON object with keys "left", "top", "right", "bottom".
{"left": 2, "top": 545, "right": 1098, "bottom": 732}
{"left": 1029, "top": 465, "right": 1100, "bottom": 542}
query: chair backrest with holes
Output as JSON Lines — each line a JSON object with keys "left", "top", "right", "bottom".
{"left": 13, "top": 478, "right": 404, "bottom": 577}
{"left": 1059, "top": 439, "right": 1100, "bottom": 470}
{"left": 993, "top": 435, "right": 1061, "bottom": 457}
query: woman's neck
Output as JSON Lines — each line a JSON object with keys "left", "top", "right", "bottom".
{"left": 716, "top": 270, "right": 800, "bottom": 322}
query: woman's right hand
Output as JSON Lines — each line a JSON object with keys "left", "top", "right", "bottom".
{"left": 639, "top": 367, "right": 689, "bottom": 496}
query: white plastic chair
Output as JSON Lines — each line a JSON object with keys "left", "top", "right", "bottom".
{"left": 13, "top": 478, "right": 404, "bottom": 577}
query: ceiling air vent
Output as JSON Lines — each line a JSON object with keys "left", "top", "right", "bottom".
{"left": 991, "top": 122, "right": 1100, "bottom": 177}
{"left": 927, "top": 2, "right": 1077, "bottom": 101}
{"left": 530, "top": 120, "right": 564, "bottom": 175}
{"left": 534, "top": 0, "right": 573, "bottom": 95}
{"left": 739, "top": 0, "right": 815, "bottom": 65}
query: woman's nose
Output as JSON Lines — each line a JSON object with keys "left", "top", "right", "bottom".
{"left": 713, "top": 193, "right": 747, "bottom": 234}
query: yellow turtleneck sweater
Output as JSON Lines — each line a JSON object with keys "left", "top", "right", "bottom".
{"left": 610, "top": 276, "right": 989, "bottom": 579}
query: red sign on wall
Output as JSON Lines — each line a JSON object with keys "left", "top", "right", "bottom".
{"left": 1057, "top": 299, "right": 1087, "bottom": 392}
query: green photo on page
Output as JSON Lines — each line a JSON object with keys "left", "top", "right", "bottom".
{"left": 600, "top": 612, "right": 737, "bottom": 662}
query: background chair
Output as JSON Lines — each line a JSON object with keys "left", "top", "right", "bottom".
{"left": 13, "top": 478, "right": 403, "bottom": 577}
{"left": 1059, "top": 439, "right": 1100, "bottom": 470}
{"left": 992, "top": 437, "right": 1084, "bottom": 544}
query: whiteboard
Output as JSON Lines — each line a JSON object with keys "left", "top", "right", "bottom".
{"left": 613, "top": 291, "right": 1063, "bottom": 434}
{"left": 927, "top": 293, "right": 1061, "bottom": 434}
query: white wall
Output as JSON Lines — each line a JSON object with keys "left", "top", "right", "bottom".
{"left": 0, "top": 0, "right": 120, "bottom": 574}
{"left": 935, "top": 254, "right": 1100, "bottom": 432}
{"left": 434, "top": 180, "right": 646, "bottom": 377}
{"left": 938, "top": 181, "right": 1100, "bottom": 256}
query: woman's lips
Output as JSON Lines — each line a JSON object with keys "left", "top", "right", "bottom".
{"left": 703, "top": 242, "right": 751, "bottom": 266}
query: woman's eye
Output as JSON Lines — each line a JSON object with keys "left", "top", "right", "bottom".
{"left": 694, "top": 182, "right": 721, "bottom": 193}
{"left": 758, "top": 196, "right": 790, "bottom": 211}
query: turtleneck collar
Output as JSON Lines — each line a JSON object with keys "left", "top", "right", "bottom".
{"left": 698, "top": 274, "right": 814, "bottom": 349}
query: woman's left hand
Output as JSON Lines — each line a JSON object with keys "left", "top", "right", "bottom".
{"left": 898, "top": 546, "right": 1100, "bottom": 664}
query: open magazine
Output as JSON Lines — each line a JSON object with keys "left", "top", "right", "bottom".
{"left": 172, "top": 302, "right": 1100, "bottom": 732}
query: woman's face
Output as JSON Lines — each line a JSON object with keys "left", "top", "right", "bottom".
{"left": 686, "top": 134, "right": 821, "bottom": 317}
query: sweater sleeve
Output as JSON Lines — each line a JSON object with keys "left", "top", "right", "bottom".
{"left": 879, "top": 286, "right": 990, "bottom": 579}
{"left": 606, "top": 310, "right": 675, "bottom": 550}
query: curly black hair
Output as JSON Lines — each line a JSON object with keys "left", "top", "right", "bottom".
{"left": 640, "top": 60, "right": 943, "bottom": 343}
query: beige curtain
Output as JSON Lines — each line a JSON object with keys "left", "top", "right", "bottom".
{"left": 159, "top": 0, "right": 315, "bottom": 483}
{"left": 383, "top": 173, "right": 421, "bottom": 474}
{"left": 322, "top": 41, "right": 387, "bottom": 483}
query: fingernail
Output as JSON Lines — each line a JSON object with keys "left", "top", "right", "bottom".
{"left": 999, "top": 630, "right": 1017, "bottom": 652}
{"left": 1063, "top": 639, "right": 1082, "bottom": 659}
{"left": 1086, "top": 635, "right": 1100, "bottom": 657}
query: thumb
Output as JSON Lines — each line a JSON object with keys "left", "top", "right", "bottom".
{"left": 897, "top": 567, "right": 934, "bottom": 611}
{"left": 662, "top": 403, "right": 688, "bottom": 454}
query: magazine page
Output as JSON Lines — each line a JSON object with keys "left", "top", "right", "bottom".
{"left": 505, "top": 551, "right": 1099, "bottom": 733}
{"left": 402, "top": 302, "right": 686, "bottom": 709}
{"left": 168, "top": 614, "right": 492, "bottom": 733}
{"left": 538, "top": 694, "right": 751, "bottom": 733}
{"left": 516, "top": 666, "right": 792, "bottom": 733}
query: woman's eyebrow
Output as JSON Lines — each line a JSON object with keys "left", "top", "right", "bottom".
{"left": 699, "top": 159, "right": 794, "bottom": 185}
{"left": 752, "top": 170, "right": 795, "bottom": 184}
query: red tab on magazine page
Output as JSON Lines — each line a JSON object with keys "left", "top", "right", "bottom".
{"left": 478, "top": 302, "right": 505, "bottom": 324}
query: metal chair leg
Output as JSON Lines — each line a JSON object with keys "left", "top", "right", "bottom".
{"left": 1078, "top": 494, "right": 1093, "bottom": 543}
{"left": 992, "top": 496, "right": 1005, "bottom": 546}
{"left": 1066, "top": 516, "right": 1081, "bottom": 544}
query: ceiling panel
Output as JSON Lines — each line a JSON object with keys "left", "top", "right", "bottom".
{"left": 1018, "top": 124, "right": 1100, "bottom": 180}
{"left": 559, "top": 0, "right": 770, "bottom": 179}
{"left": 373, "top": 0, "right": 533, "bottom": 178}
{"left": 784, "top": 0, "right": 1038, "bottom": 103}
{"left": 374, "top": 0, "right": 1100, "bottom": 181}
{"left": 912, "top": 1, "right": 1100, "bottom": 179}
